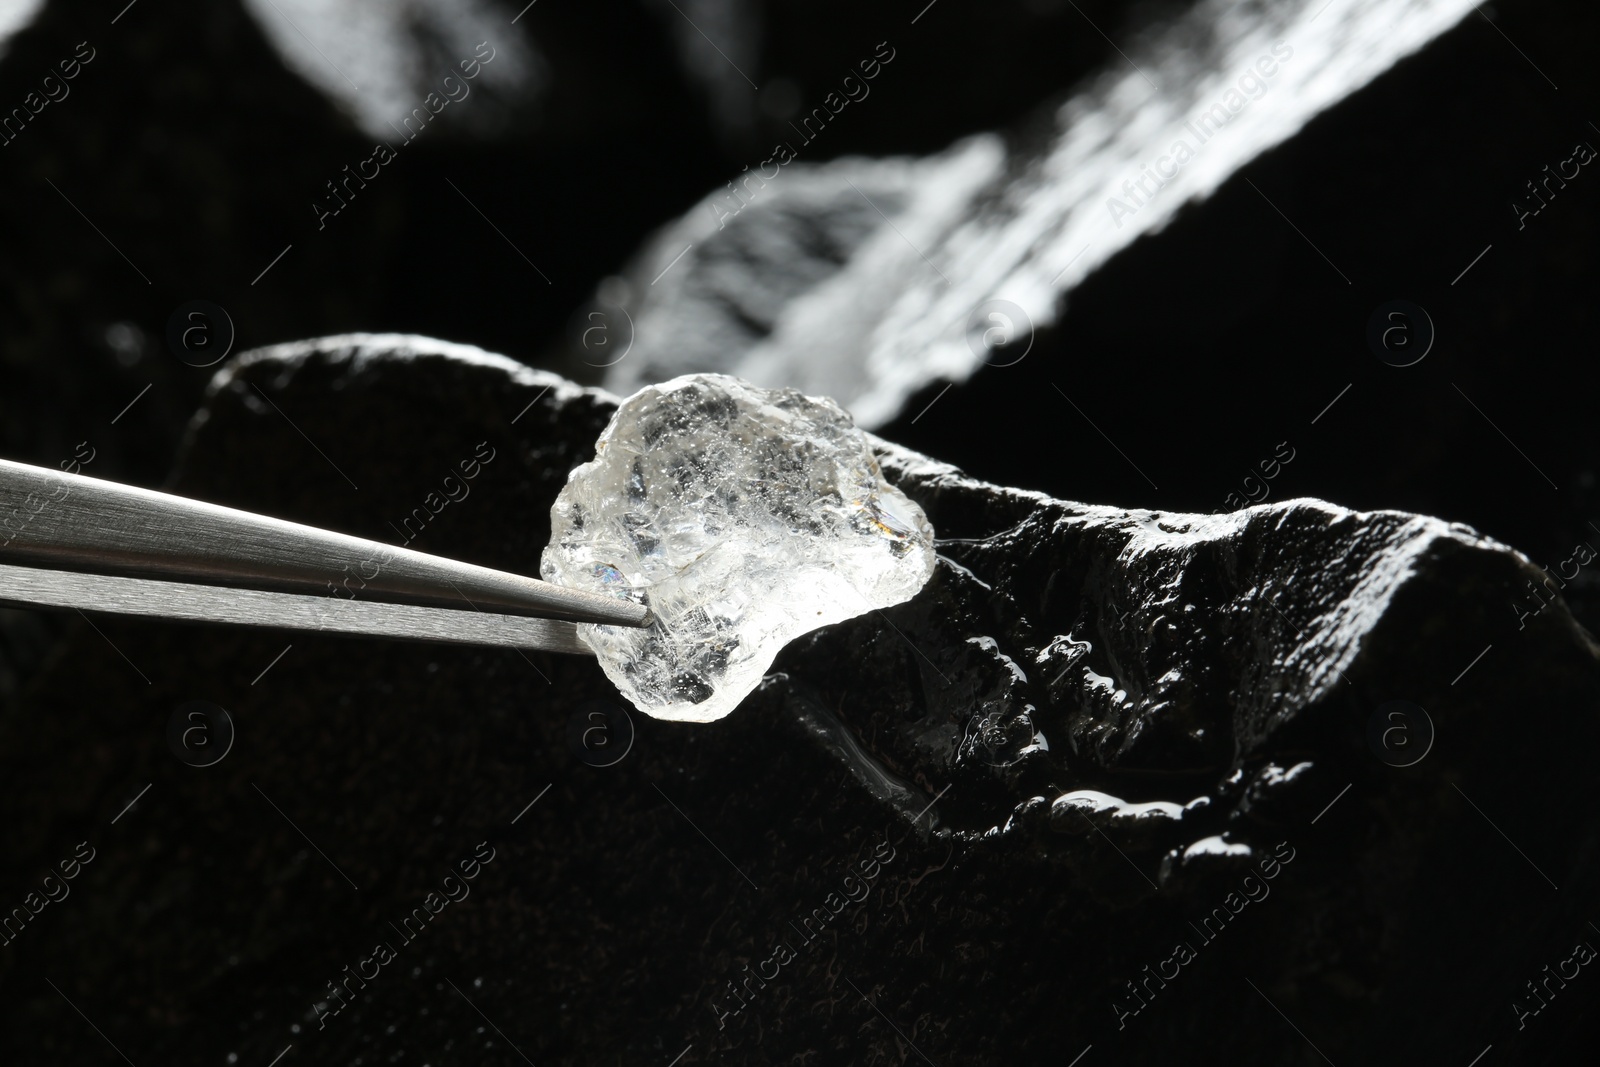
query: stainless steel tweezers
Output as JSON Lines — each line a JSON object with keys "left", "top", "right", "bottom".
{"left": 0, "top": 458, "right": 647, "bottom": 655}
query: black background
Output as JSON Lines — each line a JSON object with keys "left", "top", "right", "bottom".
{"left": 1, "top": 0, "right": 1598, "bottom": 1063}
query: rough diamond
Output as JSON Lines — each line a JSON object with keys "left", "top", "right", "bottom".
{"left": 541, "top": 374, "right": 936, "bottom": 722}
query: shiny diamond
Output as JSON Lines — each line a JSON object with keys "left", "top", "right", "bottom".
{"left": 541, "top": 374, "right": 936, "bottom": 722}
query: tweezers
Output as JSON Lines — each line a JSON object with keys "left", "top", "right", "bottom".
{"left": 0, "top": 458, "right": 648, "bottom": 655}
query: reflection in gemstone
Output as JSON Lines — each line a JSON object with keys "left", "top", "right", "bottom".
{"left": 542, "top": 374, "right": 936, "bottom": 722}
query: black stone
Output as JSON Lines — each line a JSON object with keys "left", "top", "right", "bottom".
{"left": 2, "top": 335, "right": 1595, "bottom": 1065}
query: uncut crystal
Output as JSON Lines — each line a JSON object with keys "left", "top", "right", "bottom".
{"left": 541, "top": 374, "right": 936, "bottom": 723}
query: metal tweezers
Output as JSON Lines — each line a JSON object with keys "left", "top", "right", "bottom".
{"left": 0, "top": 458, "right": 649, "bottom": 655}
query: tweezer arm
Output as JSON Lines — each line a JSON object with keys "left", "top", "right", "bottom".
{"left": 0, "top": 563, "right": 593, "bottom": 654}
{"left": 0, "top": 458, "right": 646, "bottom": 628}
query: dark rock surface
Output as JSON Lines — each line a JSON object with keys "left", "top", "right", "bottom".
{"left": 2, "top": 336, "right": 1596, "bottom": 1065}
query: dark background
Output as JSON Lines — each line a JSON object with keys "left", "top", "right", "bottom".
{"left": 1, "top": 0, "right": 1598, "bottom": 1062}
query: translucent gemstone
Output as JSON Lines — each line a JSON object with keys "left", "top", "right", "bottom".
{"left": 540, "top": 373, "right": 937, "bottom": 722}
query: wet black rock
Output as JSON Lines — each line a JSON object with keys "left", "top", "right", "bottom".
{"left": 1, "top": 336, "right": 1597, "bottom": 1065}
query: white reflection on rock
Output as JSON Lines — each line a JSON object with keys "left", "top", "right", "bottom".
{"left": 601, "top": 0, "right": 1480, "bottom": 427}
{"left": 0, "top": 0, "right": 44, "bottom": 59}
{"left": 241, "top": 0, "right": 542, "bottom": 138}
